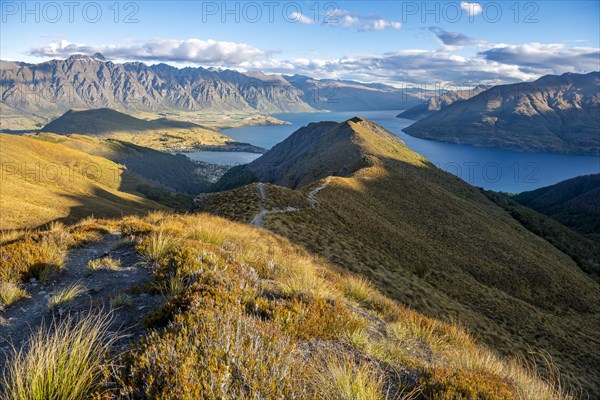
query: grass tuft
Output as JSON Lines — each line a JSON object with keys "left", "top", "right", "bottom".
{"left": 312, "top": 354, "right": 387, "bottom": 400}
{"left": 0, "top": 281, "right": 28, "bottom": 307}
{"left": 87, "top": 256, "right": 121, "bottom": 272}
{"left": 48, "top": 283, "right": 87, "bottom": 309}
{"left": 137, "top": 230, "right": 179, "bottom": 265}
{"left": 1, "top": 312, "right": 116, "bottom": 400}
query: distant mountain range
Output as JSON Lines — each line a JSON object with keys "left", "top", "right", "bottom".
{"left": 397, "top": 84, "right": 489, "bottom": 120}
{"left": 0, "top": 54, "right": 421, "bottom": 128}
{"left": 402, "top": 72, "right": 600, "bottom": 154}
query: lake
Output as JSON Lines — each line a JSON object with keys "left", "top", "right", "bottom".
{"left": 186, "top": 110, "right": 600, "bottom": 193}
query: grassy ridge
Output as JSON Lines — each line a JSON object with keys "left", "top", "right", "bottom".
{"left": 203, "top": 117, "right": 600, "bottom": 396}
{"left": 1, "top": 213, "right": 571, "bottom": 399}
{"left": 40, "top": 108, "right": 263, "bottom": 153}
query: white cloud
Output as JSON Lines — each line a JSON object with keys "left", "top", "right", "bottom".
{"left": 290, "top": 11, "right": 315, "bottom": 25}
{"left": 479, "top": 43, "right": 600, "bottom": 74}
{"left": 29, "top": 39, "right": 270, "bottom": 66}
{"left": 325, "top": 10, "right": 401, "bottom": 31}
{"left": 460, "top": 2, "right": 483, "bottom": 16}
{"left": 28, "top": 38, "right": 599, "bottom": 87}
{"left": 361, "top": 19, "right": 402, "bottom": 31}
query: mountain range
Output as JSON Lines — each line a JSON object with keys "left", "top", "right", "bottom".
{"left": 402, "top": 72, "right": 600, "bottom": 154}
{"left": 397, "top": 84, "right": 490, "bottom": 120}
{"left": 199, "top": 117, "right": 600, "bottom": 396}
{"left": 0, "top": 55, "right": 420, "bottom": 130}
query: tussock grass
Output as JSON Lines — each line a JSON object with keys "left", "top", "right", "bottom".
{"left": 343, "top": 275, "right": 374, "bottom": 304}
{"left": 87, "top": 256, "right": 121, "bottom": 272}
{"left": 49, "top": 283, "right": 87, "bottom": 309}
{"left": 312, "top": 354, "right": 387, "bottom": 400}
{"left": 137, "top": 230, "right": 180, "bottom": 265}
{"left": 0, "top": 312, "right": 116, "bottom": 400}
{"left": 0, "top": 281, "right": 28, "bottom": 307}
{"left": 278, "top": 265, "right": 332, "bottom": 299}
{"left": 1, "top": 212, "right": 574, "bottom": 399}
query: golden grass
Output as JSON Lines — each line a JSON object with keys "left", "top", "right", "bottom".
{"left": 48, "top": 283, "right": 87, "bottom": 309}
{"left": 1, "top": 312, "right": 116, "bottom": 400}
{"left": 137, "top": 230, "right": 180, "bottom": 265}
{"left": 312, "top": 354, "right": 387, "bottom": 400}
{"left": 0, "top": 212, "right": 574, "bottom": 399}
{"left": 0, "top": 133, "right": 169, "bottom": 231}
{"left": 0, "top": 281, "right": 28, "bottom": 307}
{"left": 87, "top": 256, "right": 121, "bottom": 272}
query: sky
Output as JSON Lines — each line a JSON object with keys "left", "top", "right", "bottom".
{"left": 1, "top": 0, "right": 599, "bottom": 86}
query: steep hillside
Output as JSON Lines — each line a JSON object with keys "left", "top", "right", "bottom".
{"left": 0, "top": 134, "right": 190, "bottom": 230}
{"left": 40, "top": 108, "right": 264, "bottom": 153}
{"left": 212, "top": 117, "right": 383, "bottom": 191}
{"left": 203, "top": 117, "right": 600, "bottom": 396}
{"left": 514, "top": 174, "right": 600, "bottom": 240}
{"left": 397, "top": 84, "right": 489, "bottom": 120}
{"left": 31, "top": 132, "right": 227, "bottom": 194}
{"left": 403, "top": 72, "right": 600, "bottom": 154}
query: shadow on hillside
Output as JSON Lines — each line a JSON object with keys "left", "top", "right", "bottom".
{"left": 50, "top": 186, "right": 166, "bottom": 228}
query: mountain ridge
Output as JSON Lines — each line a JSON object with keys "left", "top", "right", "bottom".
{"left": 200, "top": 117, "right": 600, "bottom": 397}
{"left": 402, "top": 72, "right": 600, "bottom": 154}
{"left": 0, "top": 56, "right": 421, "bottom": 129}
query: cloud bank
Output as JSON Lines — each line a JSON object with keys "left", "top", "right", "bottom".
{"left": 29, "top": 37, "right": 600, "bottom": 86}
{"left": 29, "top": 39, "right": 269, "bottom": 66}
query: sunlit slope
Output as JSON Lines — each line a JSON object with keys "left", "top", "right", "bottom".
{"left": 204, "top": 117, "right": 600, "bottom": 396}
{"left": 0, "top": 134, "right": 171, "bottom": 230}
{"left": 40, "top": 108, "right": 262, "bottom": 152}
{"left": 32, "top": 132, "right": 217, "bottom": 194}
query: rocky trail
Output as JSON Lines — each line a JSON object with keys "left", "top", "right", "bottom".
{"left": 0, "top": 233, "right": 161, "bottom": 364}
{"left": 250, "top": 178, "right": 332, "bottom": 228}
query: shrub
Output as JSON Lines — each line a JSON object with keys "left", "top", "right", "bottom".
{"left": 121, "top": 306, "right": 305, "bottom": 399}
{"left": 0, "top": 235, "right": 67, "bottom": 282}
{"left": 1, "top": 312, "right": 117, "bottom": 400}
{"left": 111, "top": 293, "right": 132, "bottom": 308}
{"left": 417, "top": 366, "right": 515, "bottom": 400}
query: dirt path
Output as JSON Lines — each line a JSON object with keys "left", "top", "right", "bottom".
{"left": 307, "top": 177, "right": 332, "bottom": 208}
{"left": 0, "top": 233, "right": 161, "bottom": 364}
{"left": 250, "top": 178, "right": 332, "bottom": 228}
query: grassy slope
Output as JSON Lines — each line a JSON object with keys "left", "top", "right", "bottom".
{"left": 31, "top": 132, "right": 216, "bottom": 194}
{"left": 513, "top": 174, "right": 600, "bottom": 241}
{"left": 0, "top": 134, "right": 187, "bottom": 230}
{"left": 0, "top": 213, "right": 571, "bottom": 399}
{"left": 485, "top": 190, "right": 600, "bottom": 281}
{"left": 40, "top": 108, "right": 247, "bottom": 152}
{"left": 202, "top": 118, "right": 600, "bottom": 396}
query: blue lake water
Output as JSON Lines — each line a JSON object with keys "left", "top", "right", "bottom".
{"left": 187, "top": 110, "right": 600, "bottom": 193}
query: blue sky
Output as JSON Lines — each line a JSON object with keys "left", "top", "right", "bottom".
{"left": 2, "top": 1, "right": 599, "bottom": 86}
